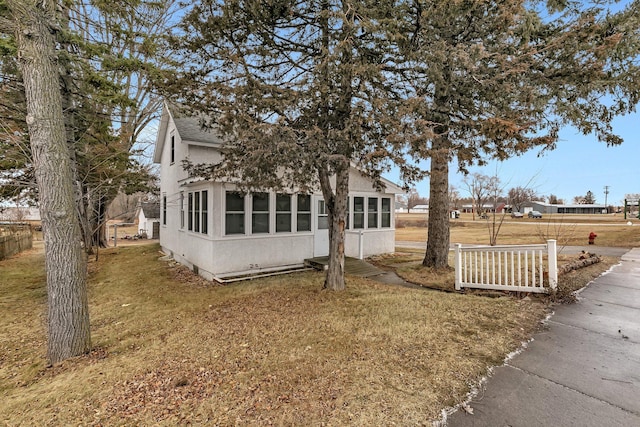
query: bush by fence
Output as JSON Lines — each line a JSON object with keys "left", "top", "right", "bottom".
{"left": 0, "top": 223, "right": 33, "bottom": 260}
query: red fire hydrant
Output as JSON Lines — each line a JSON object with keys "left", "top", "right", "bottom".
{"left": 588, "top": 231, "right": 597, "bottom": 245}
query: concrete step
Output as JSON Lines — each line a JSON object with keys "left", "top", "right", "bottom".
{"left": 304, "top": 256, "right": 383, "bottom": 278}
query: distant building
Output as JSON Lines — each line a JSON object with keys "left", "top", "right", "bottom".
{"left": 0, "top": 206, "right": 41, "bottom": 222}
{"left": 411, "top": 204, "right": 429, "bottom": 213}
{"left": 523, "top": 201, "right": 606, "bottom": 214}
{"left": 136, "top": 202, "right": 160, "bottom": 239}
{"left": 395, "top": 201, "right": 408, "bottom": 213}
{"left": 460, "top": 204, "right": 502, "bottom": 214}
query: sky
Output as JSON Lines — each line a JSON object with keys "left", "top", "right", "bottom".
{"left": 382, "top": 0, "right": 639, "bottom": 207}
{"left": 384, "top": 109, "right": 638, "bottom": 207}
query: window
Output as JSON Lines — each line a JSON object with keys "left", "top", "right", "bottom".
{"left": 297, "top": 194, "right": 311, "bottom": 232}
{"left": 252, "top": 192, "right": 270, "bottom": 233}
{"left": 162, "top": 195, "right": 167, "bottom": 225}
{"left": 346, "top": 197, "right": 350, "bottom": 229}
{"left": 317, "top": 200, "right": 328, "bottom": 229}
{"left": 180, "top": 192, "right": 184, "bottom": 229}
{"left": 225, "top": 192, "right": 245, "bottom": 235}
{"left": 170, "top": 134, "right": 175, "bottom": 164}
{"left": 276, "top": 194, "right": 291, "bottom": 232}
{"left": 353, "top": 197, "right": 364, "bottom": 229}
{"left": 188, "top": 193, "right": 193, "bottom": 231}
{"left": 194, "top": 191, "right": 200, "bottom": 232}
{"left": 368, "top": 197, "right": 378, "bottom": 229}
{"left": 201, "top": 191, "right": 208, "bottom": 234}
{"left": 382, "top": 198, "right": 391, "bottom": 228}
{"left": 186, "top": 191, "right": 208, "bottom": 234}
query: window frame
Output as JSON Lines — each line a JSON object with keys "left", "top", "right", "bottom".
{"left": 225, "top": 191, "right": 246, "bottom": 235}
{"left": 201, "top": 190, "right": 208, "bottom": 234}
{"left": 297, "top": 194, "right": 311, "bottom": 232}
{"left": 276, "top": 193, "right": 292, "bottom": 233}
{"left": 187, "top": 192, "right": 193, "bottom": 231}
{"left": 251, "top": 192, "right": 270, "bottom": 234}
{"left": 381, "top": 198, "right": 391, "bottom": 228}
{"left": 353, "top": 196, "right": 365, "bottom": 229}
{"left": 368, "top": 197, "right": 378, "bottom": 229}
{"left": 194, "top": 191, "right": 200, "bottom": 233}
{"left": 317, "top": 199, "right": 329, "bottom": 230}
{"left": 170, "top": 134, "right": 175, "bottom": 164}
{"left": 162, "top": 194, "right": 167, "bottom": 226}
{"left": 180, "top": 192, "right": 184, "bottom": 229}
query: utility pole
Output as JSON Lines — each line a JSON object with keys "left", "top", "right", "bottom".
{"left": 604, "top": 185, "right": 610, "bottom": 214}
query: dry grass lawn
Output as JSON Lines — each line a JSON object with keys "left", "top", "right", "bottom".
{"left": 396, "top": 212, "right": 640, "bottom": 247}
{"left": 1, "top": 243, "right": 549, "bottom": 426}
{"left": 371, "top": 248, "right": 619, "bottom": 300}
{"left": 2, "top": 213, "right": 630, "bottom": 425}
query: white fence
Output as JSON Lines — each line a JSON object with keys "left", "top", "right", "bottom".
{"left": 454, "top": 240, "right": 558, "bottom": 293}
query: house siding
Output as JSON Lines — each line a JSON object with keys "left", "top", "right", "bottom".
{"left": 155, "top": 103, "right": 401, "bottom": 279}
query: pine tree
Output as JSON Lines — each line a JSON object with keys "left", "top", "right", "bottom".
{"left": 1, "top": 0, "right": 177, "bottom": 252}
{"left": 394, "top": 0, "right": 640, "bottom": 268}
{"left": 170, "top": 1, "right": 409, "bottom": 290}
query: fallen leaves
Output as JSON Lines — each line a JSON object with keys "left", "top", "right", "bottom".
{"left": 104, "top": 359, "right": 221, "bottom": 422}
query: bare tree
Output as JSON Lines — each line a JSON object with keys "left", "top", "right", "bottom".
{"left": 573, "top": 191, "right": 596, "bottom": 204}
{"left": 508, "top": 186, "right": 538, "bottom": 213}
{"left": 407, "top": 188, "right": 428, "bottom": 213}
{"left": 463, "top": 173, "right": 500, "bottom": 220}
{"left": 448, "top": 185, "right": 461, "bottom": 210}
{"left": 548, "top": 194, "right": 564, "bottom": 205}
{"left": 536, "top": 219, "right": 577, "bottom": 251}
{"left": 485, "top": 177, "right": 508, "bottom": 246}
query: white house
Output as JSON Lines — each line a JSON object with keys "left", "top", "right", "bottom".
{"left": 153, "top": 104, "right": 403, "bottom": 281}
{"left": 136, "top": 202, "right": 160, "bottom": 239}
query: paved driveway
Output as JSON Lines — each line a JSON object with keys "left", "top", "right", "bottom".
{"left": 446, "top": 248, "right": 640, "bottom": 426}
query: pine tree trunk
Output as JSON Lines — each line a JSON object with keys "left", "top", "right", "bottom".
{"left": 423, "top": 134, "right": 451, "bottom": 268}
{"left": 9, "top": 0, "right": 91, "bottom": 365}
{"left": 319, "top": 164, "right": 348, "bottom": 291}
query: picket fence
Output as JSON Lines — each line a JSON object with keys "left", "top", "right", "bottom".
{"left": 454, "top": 240, "right": 558, "bottom": 293}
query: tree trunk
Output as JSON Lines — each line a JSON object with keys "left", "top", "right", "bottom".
{"left": 88, "top": 193, "right": 110, "bottom": 249}
{"left": 423, "top": 134, "right": 451, "bottom": 268}
{"left": 95, "top": 194, "right": 110, "bottom": 248}
{"left": 78, "top": 185, "right": 94, "bottom": 254}
{"left": 319, "top": 162, "right": 348, "bottom": 291}
{"left": 9, "top": 0, "right": 91, "bottom": 365}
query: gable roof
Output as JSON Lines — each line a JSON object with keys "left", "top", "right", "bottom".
{"left": 153, "top": 102, "right": 404, "bottom": 194}
{"left": 153, "top": 102, "right": 223, "bottom": 163}
{"left": 140, "top": 202, "right": 160, "bottom": 220}
{"left": 173, "top": 115, "right": 222, "bottom": 145}
{"left": 379, "top": 177, "right": 404, "bottom": 194}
